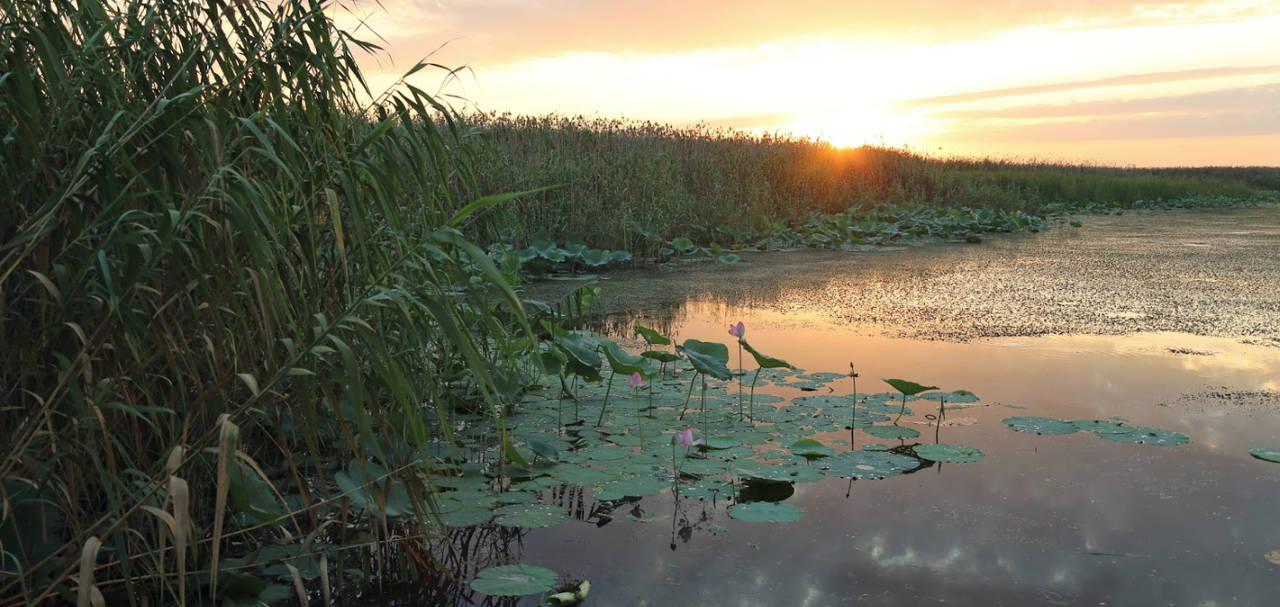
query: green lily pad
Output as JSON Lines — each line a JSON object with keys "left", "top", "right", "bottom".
{"left": 822, "top": 451, "right": 919, "bottom": 479}
{"left": 494, "top": 504, "right": 568, "bottom": 528}
{"left": 1250, "top": 449, "right": 1280, "bottom": 463}
{"left": 735, "top": 462, "right": 824, "bottom": 484}
{"left": 438, "top": 505, "right": 493, "bottom": 527}
{"left": 470, "top": 563, "right": 559, "bottom": 596}
{"left": 1071, "top": 419, "right": 1133, "bottom": 435}
{"left": 680, "top": 458, "right": 731, "bottom": 476}
{"left": 863, "top": 425, "right": 920, "bottom": 440}
{"left": 919, "top": 390, "right": 979, "bottom": 403}
{"left": 593, "top": 476, "right": 669, "bottom": 499}
{"left": 581, "top": 249, "right": 612, "bottom": 266}
{"left": 790, "top": 439, "right": 835, "bottom": 458}
{"left": 914, "top": 444, "right": 985, "bottom": 463}
{"left": 634, "top": 325, "right": 671, "bottom": 346}
{"left": 678, "top": 339, "right": 732, "bottom": 381}
{"left": 728, "top": 502, "right": 804, "bottom": 523}
{"left": 1002, "top": 416, "right": 1079, "bottom": 435}
{"left": 546, "top": 464, "right": 612, "bottom": 486}
{"left": 718, "top": 253, "right": 741, "bottom": 265}
{"left": 741, "top": 340, "right": 793, "bottom": 370}
{"left": 1095, "top": 427, "right": 1189, "bottom": 446}
{"left": 883, "top": 378, "right": 938, "bottom": 396}
{"left": 701, "top": 437, "right": 740, "bottom": 450}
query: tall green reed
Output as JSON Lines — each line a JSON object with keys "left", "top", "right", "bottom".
{"left": 464, "top": 112, "right": 1275, "bottom": 254}
{"left": 1, "top": 0, "right": 531, "bottom": 603}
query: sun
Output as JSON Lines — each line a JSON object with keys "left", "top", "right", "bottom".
{"left": 780, "top": 104, "right": 929, "bottom": 149}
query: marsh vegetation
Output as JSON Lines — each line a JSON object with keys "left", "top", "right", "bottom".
{"left": 3, "top": 1, "right": 1279, "bottom": 605}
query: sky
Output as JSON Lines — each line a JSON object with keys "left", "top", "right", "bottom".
{"left": 336, "top": 0, "right": 1280, "bottom": 167}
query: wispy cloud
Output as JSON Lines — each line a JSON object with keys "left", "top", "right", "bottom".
{"left": 942, "top": 108, "right": 1280, "bottom": 141}
{"left": 346, "top": 1, "right": 1280, "bottom": 66}
{"left": 933, "top": 82, "right": 1280, "bottom": 119}
{"left": 900, "top": 65, "right": 1280, "bottom": 108}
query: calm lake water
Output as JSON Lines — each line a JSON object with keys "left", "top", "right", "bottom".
{"left": 395, "top": 208, "right": 1280, "bottom": 606}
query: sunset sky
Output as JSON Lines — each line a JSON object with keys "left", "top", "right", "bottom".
{"left": 339, "top": 1, "right": 1280, "bottom": 167}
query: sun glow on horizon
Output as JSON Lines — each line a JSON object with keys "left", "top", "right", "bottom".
{"left": 348, "top": 1, "right": 1280, "bottom": 166}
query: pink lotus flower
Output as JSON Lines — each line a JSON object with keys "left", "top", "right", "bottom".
{"left": 728, "top": 321, "right": 746, "bottom": 339}
{"left": 628, "top": 371, "right": 645, "bottom": 389}
{"left": 674, "top": 428, "right": 704, "bottom": 448}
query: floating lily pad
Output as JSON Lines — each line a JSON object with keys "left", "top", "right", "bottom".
{"left": 919, "top": 390, "right": 979, "bottom": 403}
{"left": 736, "top": 462, "right": 824, "bottom": 484}
{"left": 790, "top": 439, "right": 835, "bottom": 458}
{"left": 593, "top": 476, "right": 669, "bottom": 499}
{"left": 1002, "top": 416, "right": 1079, "bottom": 435}
{"left": 1071, "top": 419, "right": 1133, "bottom": 435}
{"left": 1095, "top": 427, "right": 1189, "bottom": 446}
{"left": 863, "top": 425, "right": 921, "bottom": 440}
{"left": 862, "top": 401, "right": 912, "bottom": 415}
{"left": 728, "top": 502, "right": 804, "bottom": 523}
{"left": 1250, "top": 449, "right": 1280, "bottom": 463}
{"left": 494, "top": 504, "right": 568, "bottom": 528}
{"left": 438, "top": 505, "right": 493, "bottom": 527}
{"left": 680, "top": 458, "right": 731, "bottom": 476}
{"left": 546, "top": 464, "right": 612, "bottom": 486}
{"left": 914, "top": 444, "right": 985, "bottom": 463}
{"left": 822, "top": 451, "right": 919, "bottom": 479}
{"left": 470, "top": 563, "right": 559, "bottom": 596}
{"left": 701, "top": 437, "right": 740, "bottom": 450}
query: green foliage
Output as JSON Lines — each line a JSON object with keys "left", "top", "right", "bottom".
{"left": 884, "top": 379, "right": 940, "bottom": 396}
{"left": 470, "top": 563, "right": 560, "bottom": 596}
{"left": 727, "top": 502, "right": 805, "bottom": 523}
{"left": 678, "top": 340, "right": 732, "bottom": 381}
{"left": 0, "top": 0, "right": 535, "bottom": 602}
{"left": 464, "top": 113, "right": 1278, "bottom": 255}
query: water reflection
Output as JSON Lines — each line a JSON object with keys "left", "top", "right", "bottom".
{"left": 493, "top": 298, "right": 1280, "bottom": 606}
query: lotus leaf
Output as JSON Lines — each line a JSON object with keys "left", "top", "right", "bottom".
{"left": 580, "top": 249, "right": 611, "bottom": 266}
{"left": 728, "top": 502, "right": 804, "bottom": 523}
{"left": 863, "top": 425, "right": 921, "bottom": 440}
{"left": 1002, "top": 416, "right": 1079, "bottom": 435}
{"left": 494, "top": 504, "right": 568, "bottom": 528}
{"left": 790, "top": 439, "right": 835, "bottom": 458}
{"left": 678, "top": 339, "right": 732, "bottom": 380}
{"left": 470, "top": 563, "right": 559, "bottom": 596}
{"left": 1095, "top": 427, "right": 1189, "bottom": 446}
{"left": 822, "top": 451, "right": 919, "bottom": 479}
{"left": 884, "top": 378, "right": 939, "bottom": 396}
{"left": 1250, "top": 449, "right": 1280, "bottom": 463}
{"left": 593, "top": 476, "right": 669, "bottom": 499}
{"left": 914, "top": 444, "right": 985, "bottom": 463}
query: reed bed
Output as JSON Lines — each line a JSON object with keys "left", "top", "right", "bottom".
{"left": 1, "top": 0, "right": 529, "bottom": 604}
{"left": 468, "top": 112, "right": 1275, "bottom": 252}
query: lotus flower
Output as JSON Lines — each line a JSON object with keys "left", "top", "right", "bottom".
{"left": 628, "top": 371, "right": 645, "bottom": 389}
{"left": 674, "top": 428, "right": 704, "bottom": 448}
{"left": 728, "top": 321, "right": 746, "bottom": 339}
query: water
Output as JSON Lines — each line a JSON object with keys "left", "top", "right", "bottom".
{"left": 498, "top": 306, "right": 1280, "bottom": 606}
{"left": 391, "top": 207, "right": 1280, "bottom": 606}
